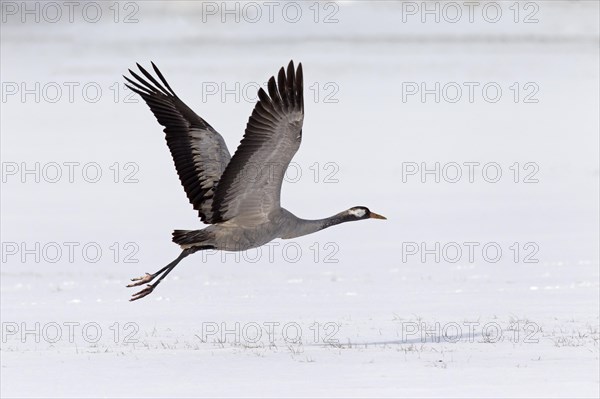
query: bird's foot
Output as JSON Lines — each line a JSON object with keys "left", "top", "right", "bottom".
{"left": 127, "top": 273, "right": 155, "bottom": 287}
{"left": 129, "top": 284, "right": 156, "bottom": 301}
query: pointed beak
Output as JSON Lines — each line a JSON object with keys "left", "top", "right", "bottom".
{"left": 369, "top": 212, "right": 387, "bottom": 220}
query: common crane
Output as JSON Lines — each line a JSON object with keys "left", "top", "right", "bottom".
{"left": 124, "top": 61, "right": 386, "bottom": 301}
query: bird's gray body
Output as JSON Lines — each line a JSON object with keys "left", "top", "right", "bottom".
{"left": 124, "top": 61, "right": 385, "bottom": 300}
{"left": 175, "top": 208, "right": 332, "bottom": 251}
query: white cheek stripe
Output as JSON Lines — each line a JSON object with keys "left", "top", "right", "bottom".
{"left": 349, "top": 208, "right": 366, "bottom": 217}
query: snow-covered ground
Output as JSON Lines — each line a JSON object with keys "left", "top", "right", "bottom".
{"left": 1, "top": 1, "right": 598, "bottom": 397}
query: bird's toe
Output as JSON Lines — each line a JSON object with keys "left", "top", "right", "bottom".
{"left": 127, "top": 273, "right": 153, "bottom": 287}
{"left": 129, "top": 285, "right": 154, "bottom": 301}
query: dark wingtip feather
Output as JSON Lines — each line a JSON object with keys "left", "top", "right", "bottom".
{"left": 127, "top": 68, "right": 159, "bottom": 94}
{"left": 296, "top": 63, "right": 303, "bottom": 110}
{"left": 124, "top": 83, "right": 137, "bottom": 95}
{"left": 124, "top": 75, "right": 152, "bottom": 96}
{"left": 277, "top": 67, "right": 288, "bottom": 109}
{"left": 286, "top": 61, "right": 296, "bottom": 107}
{"left": 267, "top": 76, "right": 283, "bottom": 106}
{"left": 136, "top": 63, "right": 171, "bottom": 96}
{"left": 151, "top": 62, "right": 177, "bottom": 97}
{"left": 257, "top": 87, "right": 273, "bottom": 106}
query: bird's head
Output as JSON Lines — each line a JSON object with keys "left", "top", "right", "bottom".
{"left": 346, "top": 206, "right": 387, "bottom": 221}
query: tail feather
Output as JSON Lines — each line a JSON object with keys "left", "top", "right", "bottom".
{"left": 172, "top": 229, "right": 211, "bottom": 247}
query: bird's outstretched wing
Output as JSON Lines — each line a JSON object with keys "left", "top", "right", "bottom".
{"left": 125, "top": 63, "right": 231, "bottom": 224}
{"left": 211, "top": 61, "right": 304, "bottom": 225}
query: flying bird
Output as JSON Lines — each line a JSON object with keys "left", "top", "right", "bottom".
{"left": 124, "top": 61, "right": 386, "bottom": 301}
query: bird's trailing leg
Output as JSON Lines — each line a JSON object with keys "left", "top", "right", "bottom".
{"left": 127, "top": 246, "right": 206, "bottom": 301}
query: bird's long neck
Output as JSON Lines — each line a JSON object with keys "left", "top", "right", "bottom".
{"left": 280, "top": 210, "right": 351, "bottom": 239}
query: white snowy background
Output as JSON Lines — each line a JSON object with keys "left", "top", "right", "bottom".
{"left": 1, "top": 1, "right": 599, "bottom": 397}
